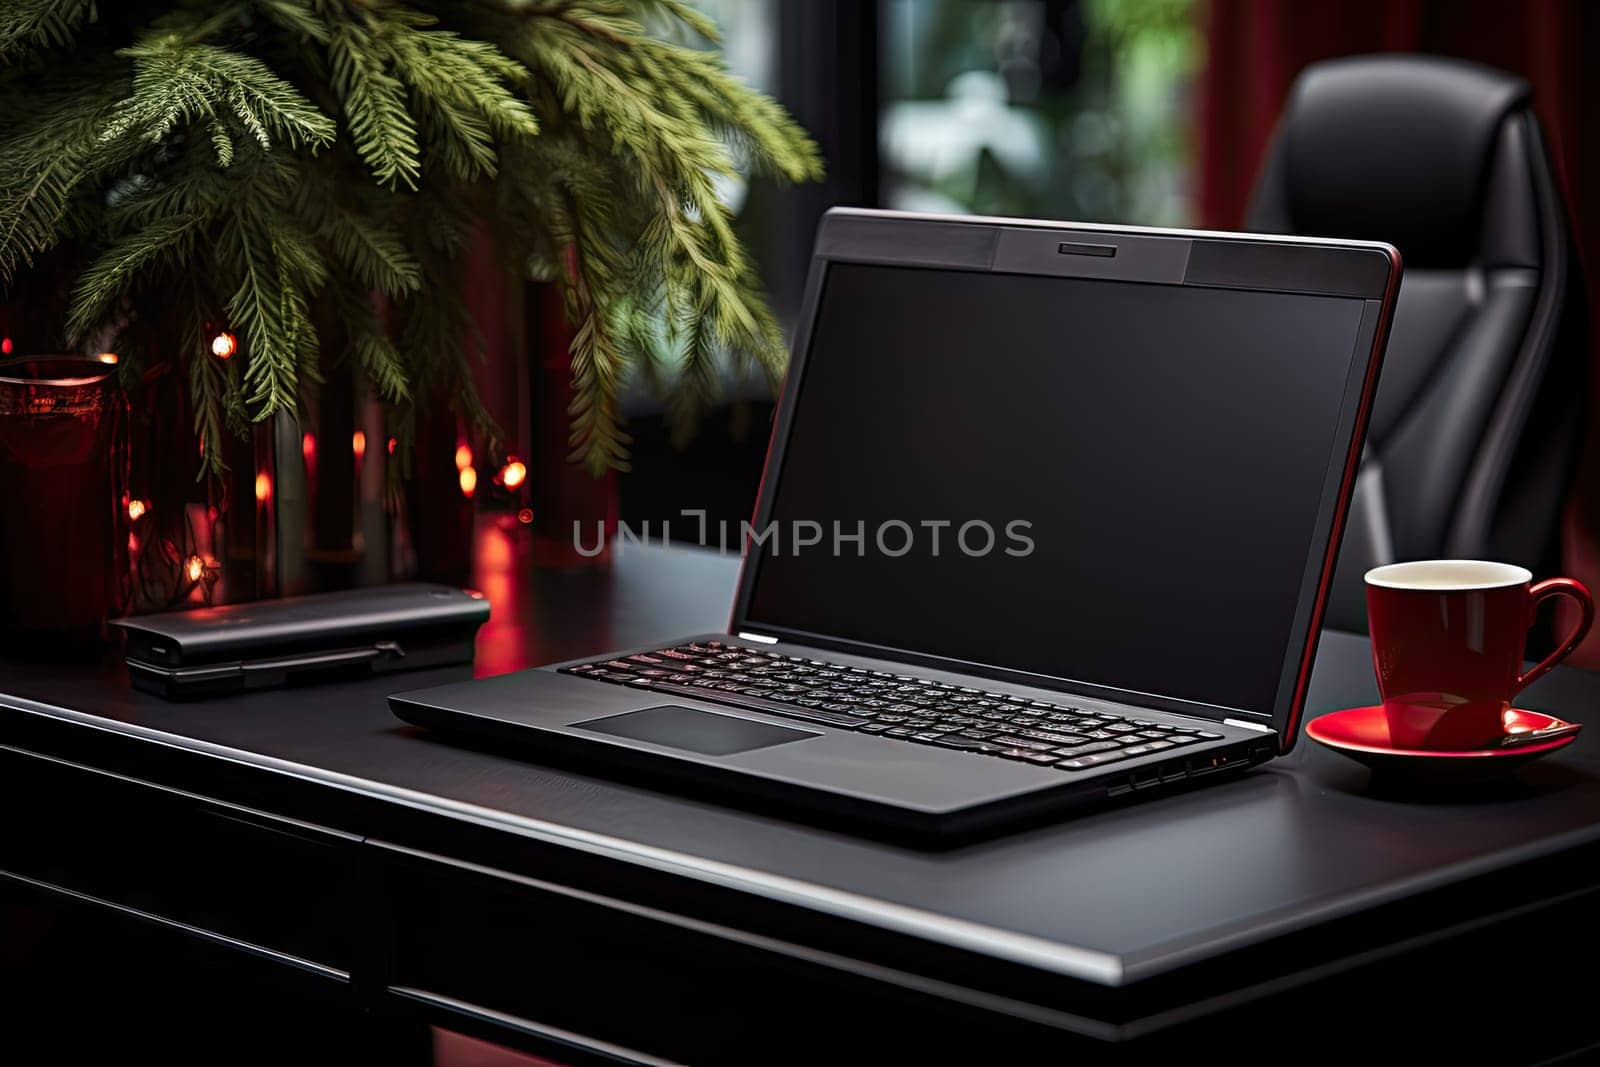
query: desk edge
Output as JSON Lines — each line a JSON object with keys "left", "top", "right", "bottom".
{"left": 0, "top": 691, "right": 1127, "bottom": 987}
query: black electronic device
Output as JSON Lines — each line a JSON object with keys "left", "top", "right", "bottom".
{"left": 113, "top": 583, "right": 488, "bottom": 699}
{"left": 390, "top": 209, "right": 1399, "bottom": 840}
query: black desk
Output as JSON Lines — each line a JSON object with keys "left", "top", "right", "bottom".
{"left": 4, "top": 541, "right": 1600, "bottom": 1062}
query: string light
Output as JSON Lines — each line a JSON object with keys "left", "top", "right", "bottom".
{"left": 97, "top": 352, "right": 118, "bottom": 364}
{"left": 517, "top": 507, "right": 534, "bottom": 525}
{"left": 302, "top": 433, "right": 316, "bottom": 463}
{"left": 352, "top": 430, "right": 366, "bottom": 459}
{"left": 0, "top": 337, "right": 10, "bottom": 355}
{"left": 500, "top": 458, "right": 527, "bottom": 490}
{"left": 459, "top": 466, "right": 477, "bottom": 498}
{"left": 387, "top": 436, "right": 397, "bottom": 455}
{"left": 454, "top": 442, "right": 473, "bottom": 471}
{"left": 211, "top": 332, "right": 236, "bottom": 359}
{"left": 126, "top": 499, "right": 147, "bottom": 521}
{"left": 185, "top": 556, "right": 205, "bottom": 582}
{"left": 255, "top": 471, "right": 272, "bottom": 502}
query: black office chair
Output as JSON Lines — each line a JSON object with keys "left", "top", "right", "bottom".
{"left": 1247, "top": 54, "right": 1588, "bottom": 632}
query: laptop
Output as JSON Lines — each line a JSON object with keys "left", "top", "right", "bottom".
{"left": 390, "top": 208, "right": 1399, "bottom": 840}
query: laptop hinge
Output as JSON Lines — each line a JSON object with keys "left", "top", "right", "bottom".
{"left": 1224, "top": 718, "right": 1272, "bottom": 733}
{"left": 736, "top": 631, "right": 779, "bottom": 645}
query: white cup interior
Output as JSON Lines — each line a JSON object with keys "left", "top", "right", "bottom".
{"left": 1364, "top": 559, "right": 1531, "bottom": 592}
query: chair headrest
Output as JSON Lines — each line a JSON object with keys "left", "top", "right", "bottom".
{"left": 1272, "top": 56, "right": 1530, "bottom": 268}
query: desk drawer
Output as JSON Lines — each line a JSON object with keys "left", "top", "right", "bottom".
{"left": 0, "top": 745, "right": 359, "bottom": 973}
{"left": 373, "top": 841, "right": 1077, "bottom": 1064}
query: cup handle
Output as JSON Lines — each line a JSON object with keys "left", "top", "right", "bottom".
{"left": 1514, "top": 577, "right": 1595, "bottom": 694}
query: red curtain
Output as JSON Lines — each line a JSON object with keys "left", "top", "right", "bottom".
{"left": 1198, "top": 0, "right": 1600, "bottom": 663}
{"left": 1198, "top": 0, "right": 1595, "bottom": 231}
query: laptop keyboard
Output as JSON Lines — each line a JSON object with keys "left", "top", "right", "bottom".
{"left": 558, "top": 640, "right": 1224, "bottom": 771}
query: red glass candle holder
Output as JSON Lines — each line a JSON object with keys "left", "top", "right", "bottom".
{"left": 0, "top": 356, "right": 127, "bottom": 640}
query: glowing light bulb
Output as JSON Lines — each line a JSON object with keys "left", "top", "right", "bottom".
{"left": 351, "top": 430, "right": 366, "bottom": 459}
{"left": 459, "top": 466, "right": 477, "bottom": 498}
{"left": 501, "top": 459, "right": 527, "bottom": 489}
{"left": 387, "top": 436, "right": 397, "bottom": 455}
{"left": 517, "top": 507, "right": 534, "bottom": 525}
{"left": 126, "top": 499, "right": 147, "bottom": 521}
{"left": 211, "top": 332, "right": 236, "bottom": 359}
{"left": 255, "top": 471, "right": 272, "bottom": 502}
{"left": 0, "top": 337, "right": 11, "bottom": 355}
{"left": 454, "top": 443, "right": 473, "bottom": 471}
{"left": 185, "top": 555, "right": 205, "bottom": 582}
{"left": 302, "top": 433, "right": 316, "bottom": 462}
{"left": 97, "top": 352, "right": 118, "bottom": 364}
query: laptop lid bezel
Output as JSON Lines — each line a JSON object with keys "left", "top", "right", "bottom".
{"left": 728, "top": 208, "right": 1399, "bottom": 753}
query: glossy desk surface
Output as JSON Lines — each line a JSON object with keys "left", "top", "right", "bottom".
{"left": 4, "top": 539, "right": 1599, "bottom": 992}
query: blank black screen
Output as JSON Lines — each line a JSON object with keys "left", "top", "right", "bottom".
{"left": 744, "top": 263, "right": 1367, "bottom": 714}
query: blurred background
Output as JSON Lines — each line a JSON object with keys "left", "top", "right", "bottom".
{"left": 593, "top": 0, "right": 1600, "bottom": 657}
{"left": 7, "top": 1, "right": 1594, "bottom": 661}
{"left": 618, "top": 0, "right": 1206, "bottom": 543}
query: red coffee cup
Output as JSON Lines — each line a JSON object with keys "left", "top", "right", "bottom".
{"left": 1365, "top": 560, "right": 1593, "bottom": 750}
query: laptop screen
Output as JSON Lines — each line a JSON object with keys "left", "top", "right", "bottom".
{"left": 741, "top": 261, "right": 1369, "bottom": 716}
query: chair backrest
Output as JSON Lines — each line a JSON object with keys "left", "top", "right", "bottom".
{"left": 1248, "top": 54, "right": 1586, "bottom": 632}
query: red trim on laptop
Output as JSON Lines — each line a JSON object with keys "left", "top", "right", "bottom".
{"left": 1279, "top": 245, "right": 1403, "bottom": 754}
{"left": 729, "top": 382, "right": 788, "bottom": 636}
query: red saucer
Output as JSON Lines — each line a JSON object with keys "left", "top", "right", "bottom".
{"left": 1306, "top": 706, "right": 1581, "bottom": 783}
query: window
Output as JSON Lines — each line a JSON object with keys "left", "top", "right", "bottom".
{"left": 881, "top": 0, "right": 1201, "bottom": 225}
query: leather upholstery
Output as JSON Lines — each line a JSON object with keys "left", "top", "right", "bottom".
{"left": 1248, "top": 55, "right": 1585, "bottom": 631}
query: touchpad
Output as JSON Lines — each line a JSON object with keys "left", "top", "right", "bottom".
{"left": 573, "top": 705, "right": 820, "bottom": 756}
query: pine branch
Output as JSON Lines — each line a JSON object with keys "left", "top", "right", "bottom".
{"left": 209, "top": 121, "right": 235, "bottom": 166}
{"left": 319, "top": 207, "right": 422, "bottom": 295}
{"left": 287, "top": 161, "right": 421, "bottom": 296}
{"left": 556, "top": 185, "right": 634, "bottom": 473}
{"left": 328, "top": 22, "right": 422, "bottom": 188}
{"left": 227, "top": 86, "right": 272, "bottom": 149}
{"left": 66, "top": 212, "right": 204, "bottom": 341}
{"left": 190, "top": 339, "right": 229, "bottom": 475}
{"left": 353, "top": 330, "right": 411, "bottom": 403}
{"left": 189, "top": 46, "right": 337, "bottom": 150}
{"left": 106, "top": 36, "right": 336, "bottom": 153}
{"left": 637, "top": 0, "right": 723, "bottom": 45}
{"left": 276, "top": 238, "right": 324, "bottom": 394}
{"left": 3, "top": 0, "right": 820, "bottom": 478}
{"left": 419, "top": 95, "right": 501, "bottom": 179}
{"left": 499, "top": 9, "right": 812, "bottom": 465}
{"left": 389, "top": 29, "right": 540, "bottom": 143}
{"left": 566, "top": 302, "right": 633, "bottom": 473}
{"left": 250, "top": 0, "right": 330, "bottom": 44}
{"left": 218, "top": 182, "right": 327, "bottom": 419}
{"left": 382, "top": 23, "right": 539, "bottom": 181}
{"left": 0, "top": 79, "right": 131, "bottom": 281}
{"left": 224, "top": 211, "right": 293, "bottom": 409}
{"left": 267, "top": 217, "right": 329, "bottom": 291}
{"left": 663, "top": 47, "right": 823, "bottom": 182}
{"left": 665, "top": 302, "right": 718, "bottom": 449}
{"left": 0, "top": 0, "right": 97, "bottom": 57}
